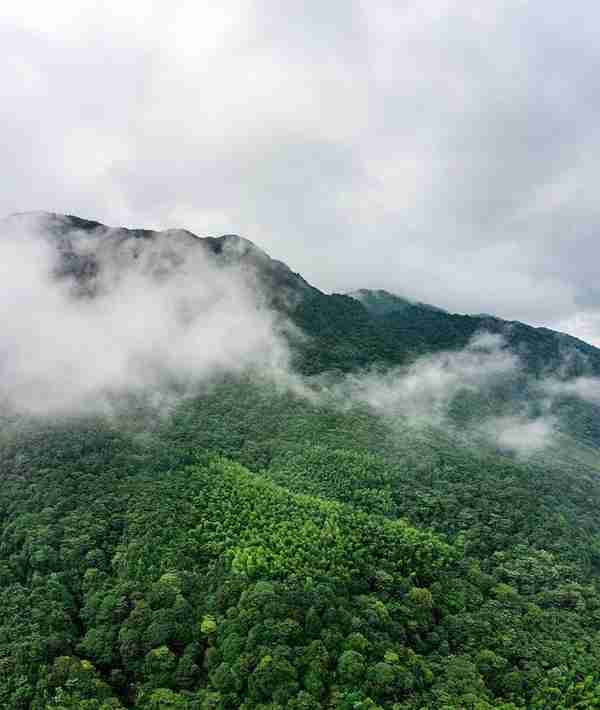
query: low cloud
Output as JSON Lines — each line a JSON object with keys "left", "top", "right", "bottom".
{"left": 326, "top": 332, "right": 562, "bottom": 456}
{"left": 480, "top": 415, "right": 556, "bottom": 457}
{"left": 336, "top": 332, "right": 517, "bottom": 425}
{"left": 543, "top": 376, "right": 600, "bottom": 405}
{"left": 0, "top": 214, "right": 290, "bottom": 415}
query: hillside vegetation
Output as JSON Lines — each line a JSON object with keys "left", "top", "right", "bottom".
{"left": 3, "top": 215, "right": 600, "bottom": 708}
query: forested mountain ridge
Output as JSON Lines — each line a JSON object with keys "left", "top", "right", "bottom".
{"left": 3, "top": 213, "right": 600, "bottom": 708}
{"left": 7, "top": 211, "right": 600, "bottom": 378}
{"left": 4, "top": 212, "right": 316, "bottom": 312}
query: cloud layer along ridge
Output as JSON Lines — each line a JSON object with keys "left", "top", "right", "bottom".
{"left": 0, "top": 215, "right": 289, "bottom": 414}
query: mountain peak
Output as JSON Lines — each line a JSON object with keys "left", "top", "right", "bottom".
{"left": 2, "top": 211, "right": 317, "bottom": 305}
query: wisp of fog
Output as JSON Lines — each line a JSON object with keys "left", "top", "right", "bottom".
{"left": 327, "top": 332, "right": 561, "bottom": 456}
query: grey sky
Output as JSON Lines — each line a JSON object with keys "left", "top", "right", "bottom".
{"left": 3, "top": 1, "right": 600, "bottom": 343}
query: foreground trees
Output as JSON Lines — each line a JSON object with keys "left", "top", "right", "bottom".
{"left": 2, "top": 382, "right": 600, "bottom": 707}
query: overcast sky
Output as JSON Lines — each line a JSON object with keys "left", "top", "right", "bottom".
{"left": 2, "top": 1, "right": 600, "bottom": 344}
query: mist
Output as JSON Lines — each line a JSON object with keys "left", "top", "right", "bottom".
{"left": 0, "top": 214, "right": 290, "bottom": 415}
{"left": 543, "top": 375, "right": 600, "bottom": 405}
{"left": 327, "top": 332, "right": 562, "bottom": 456}
{"left": 336, "top": 332, "right": 516, "bottom": 423}
{"left": 3, "top": 214, "right": 600, "bottom": 460}
{"left": 479, "top": 415, "right": 556, "bottom": 457}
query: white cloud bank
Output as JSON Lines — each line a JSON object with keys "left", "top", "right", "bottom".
{"left": 0, "top": 215, "right": 290, "bottom": 414}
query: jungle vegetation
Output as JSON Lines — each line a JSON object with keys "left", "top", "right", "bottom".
{"left": 3, "top": 216, "right": 600, "bottom": 708}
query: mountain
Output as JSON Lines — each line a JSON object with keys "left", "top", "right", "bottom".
{"left": 5, "top": 212, "right": 315, "bottom": 307}
{"left": 3, "top": 213, "right": 600, "bottom": 708}
{"left": 6, "top": 212, "right": 600, "bottom": 378}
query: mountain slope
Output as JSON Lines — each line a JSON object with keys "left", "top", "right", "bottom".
{"left": 6, "top": 212, "right": 600, "bottom": 378}
{"left": 3, "top": 379, "right": 600, "bottom": 708}
{"left": 3, "top": 213, "right": 600, "bottom": 708}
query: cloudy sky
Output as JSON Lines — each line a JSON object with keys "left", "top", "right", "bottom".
{"left": 2, "top": 1, "right": 600, "bottom": 344}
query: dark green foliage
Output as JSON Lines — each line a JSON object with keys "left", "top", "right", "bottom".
{"left": 3, "top": 380, "right": 600, "bottom": 708}
{"left": 4, "top": 216, "right": 600, "bottom": 706}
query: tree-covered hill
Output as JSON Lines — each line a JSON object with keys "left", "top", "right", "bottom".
{"left": 3, "top": 214, "right": 600, "bottom": 708}
{"left": 6, "top": 212, "right": 600, "bottom": 379}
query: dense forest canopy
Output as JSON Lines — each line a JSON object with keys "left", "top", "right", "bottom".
{"left": 3, "top": 213, "right": 600, "bottom": 708}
